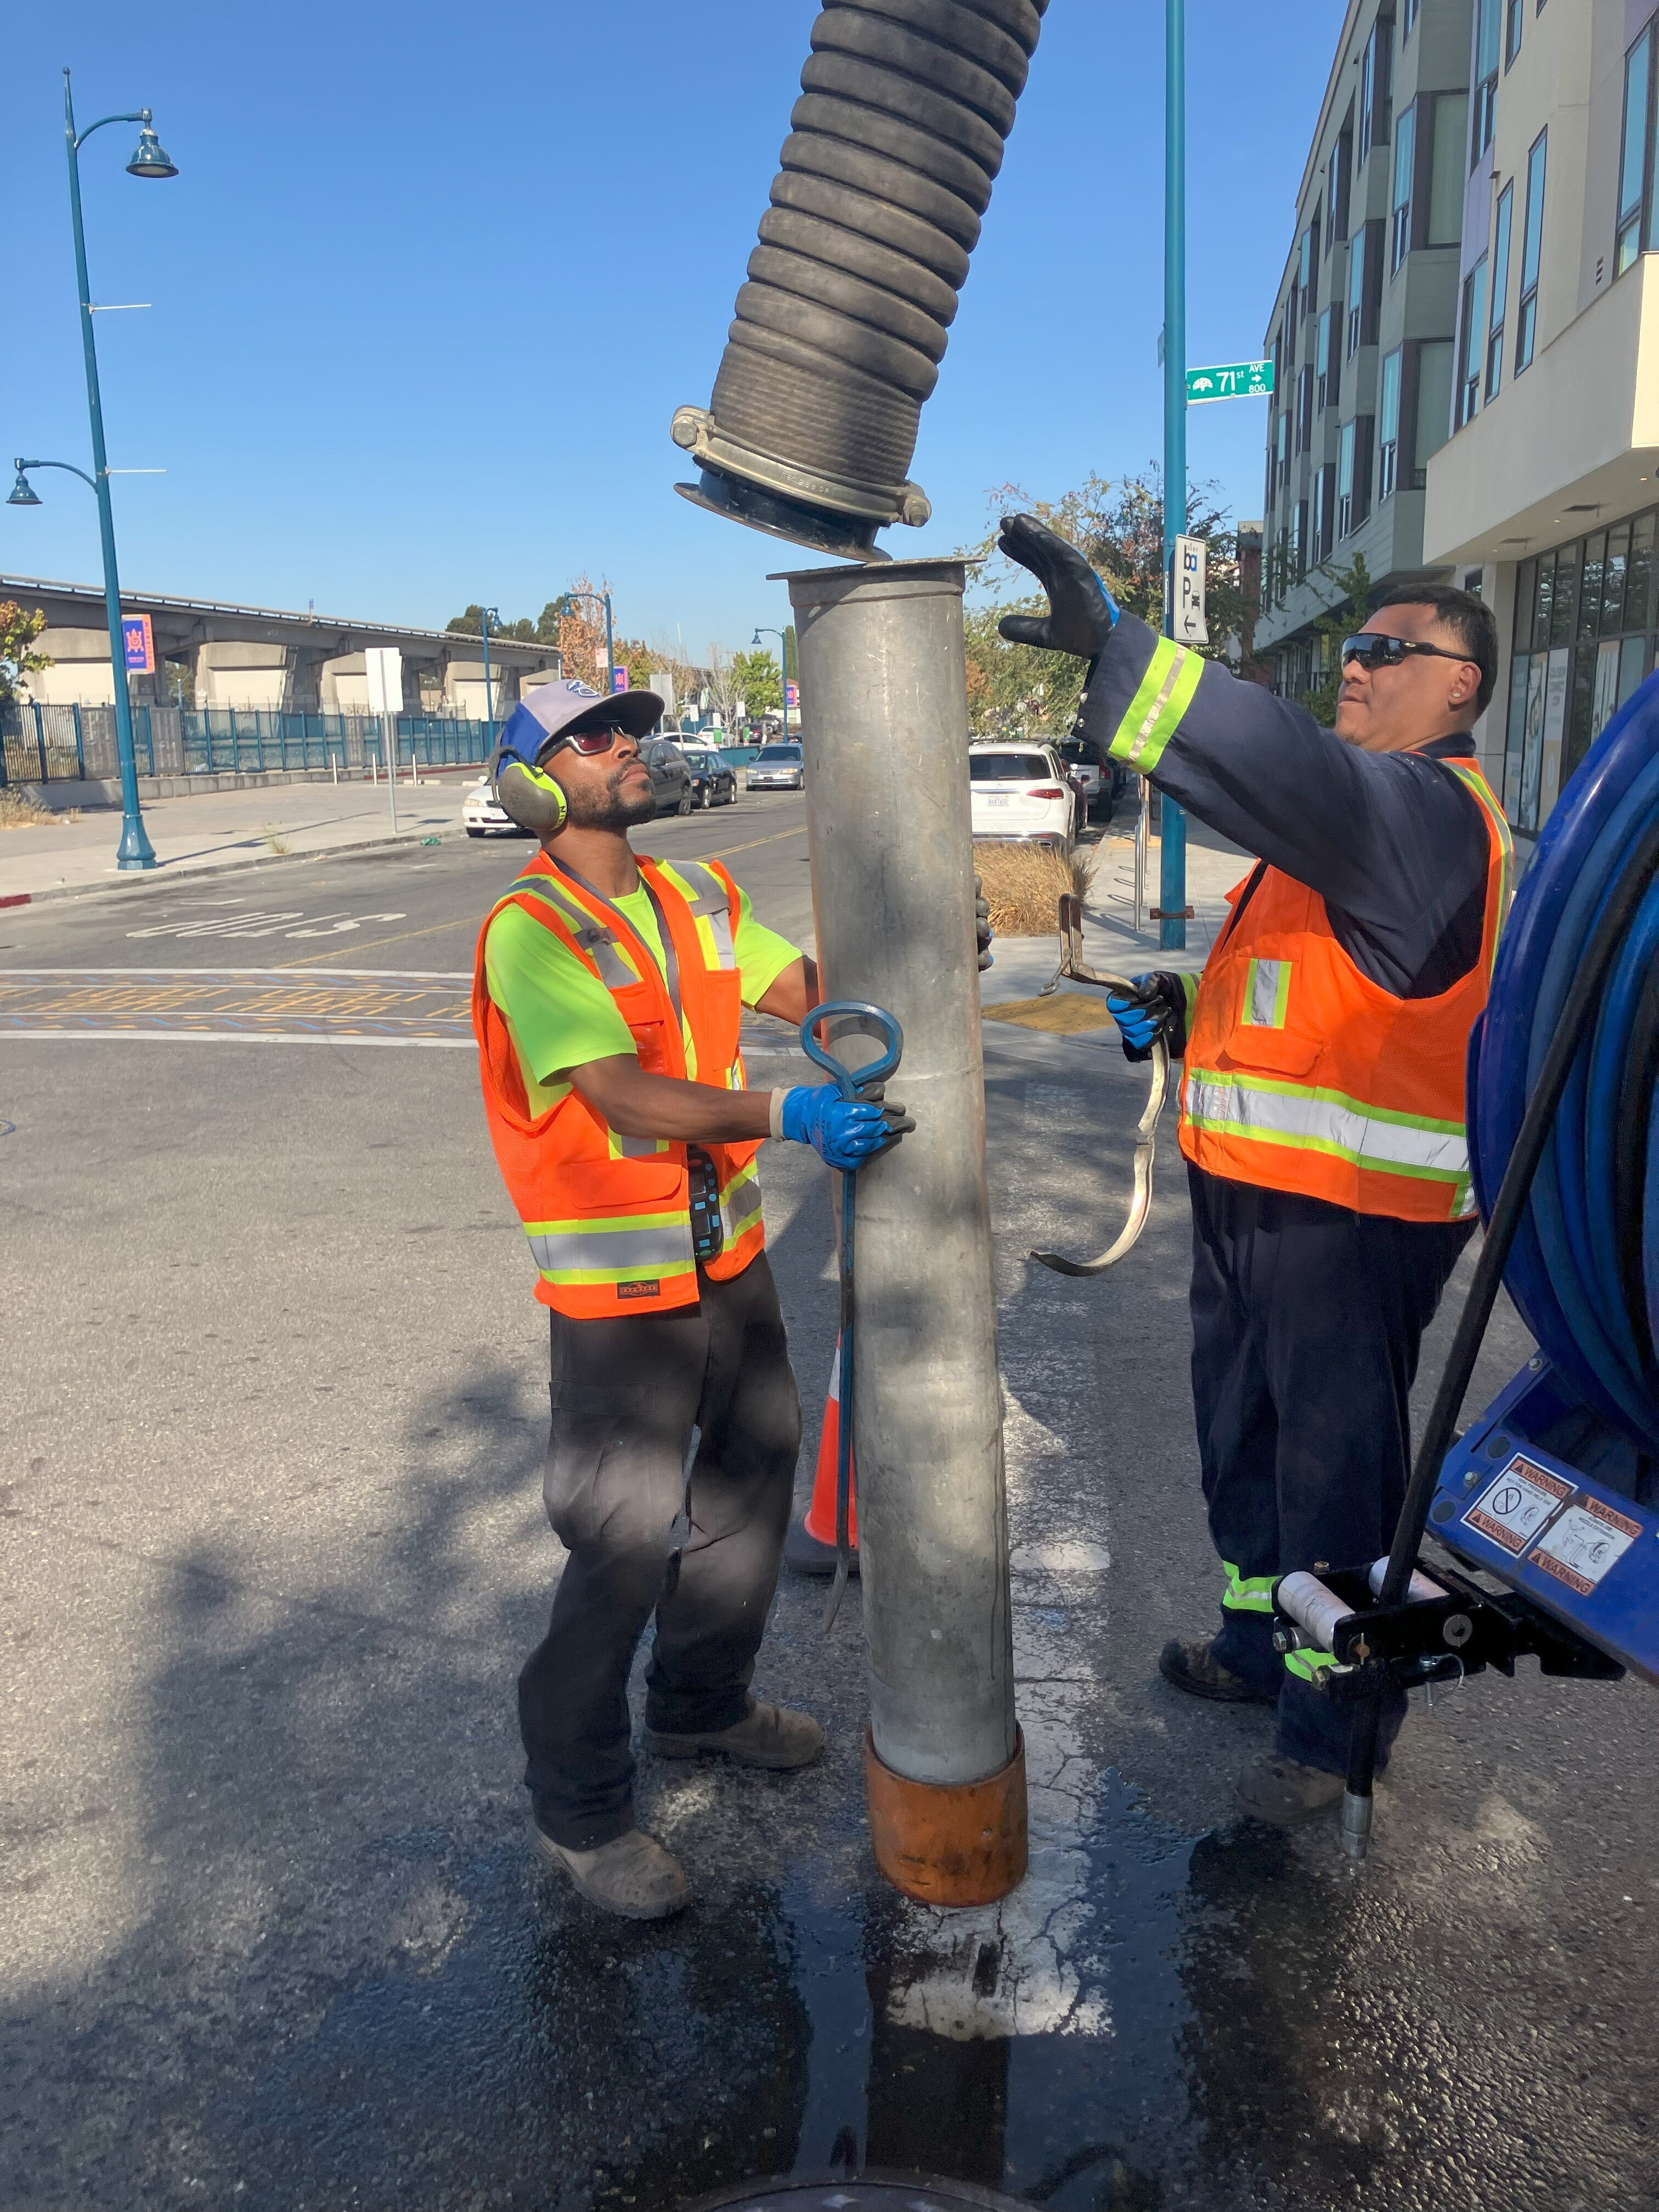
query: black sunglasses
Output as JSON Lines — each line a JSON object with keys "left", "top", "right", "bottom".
{"left": 1340, "top": 632, "right": 1476, "bottom": 672}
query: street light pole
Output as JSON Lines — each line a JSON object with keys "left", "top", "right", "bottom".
{"left": 480, "top": 605, "right": 498, "bottom": 748}
{"left": 1160, "top": 0, "right": 1189, "bottom": 953}
{"left": 752, "top": 625, "right": 789, "bottom": 740}
{"left": 58, "top": 69, "right": 177, "bottom": 871}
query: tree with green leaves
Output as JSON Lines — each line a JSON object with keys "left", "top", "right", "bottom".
{"left": 958, "top": 468, "right": 1250, "bottom": 740}
{"left": 730, "top": 647, "right": 782, "bottom": 717}
{"left": 1293, "top": 553, "right": 1373, "bottom": 726}
{"left": 0, "top": 601, "right": 50, "bottom": 706}
{"left": 445, "top": 604, "right": 535, "bottom": 642}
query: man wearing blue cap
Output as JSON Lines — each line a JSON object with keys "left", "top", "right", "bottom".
{"left": 473, "top": 678, "right": 919, "bottom": 1918}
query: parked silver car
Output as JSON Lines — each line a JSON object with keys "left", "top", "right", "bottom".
{"left": 746, "top": 742, "right": 804, "bottom": 792}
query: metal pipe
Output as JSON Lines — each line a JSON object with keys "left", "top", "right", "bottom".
{"left": 1159, "top": 0, "right": 1188, "bottom": 951}
{"left": 780, "top": 555, "right": 1025, "bottom": 1905}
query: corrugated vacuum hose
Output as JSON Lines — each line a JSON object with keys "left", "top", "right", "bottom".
{"left": 672, "top": 0, "right": 1050, "bottom": 560}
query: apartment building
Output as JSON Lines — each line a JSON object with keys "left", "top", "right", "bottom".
{"left": 1256, "top": 0, "right": 1475, "bottom": 693}
{"left": 1424, "top": 0, "right": 1659, "bottom": 835}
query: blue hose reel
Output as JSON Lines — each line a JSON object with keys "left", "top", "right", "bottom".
{"left": 1431, "top": 679, "right": 1659, "bottom": 1685}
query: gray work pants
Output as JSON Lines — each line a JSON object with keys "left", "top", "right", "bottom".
{"left": 518, "top": 1252, "right": 802, "bottom": 1849}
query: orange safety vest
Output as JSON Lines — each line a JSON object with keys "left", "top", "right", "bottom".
{"left": 473, "top": 849, "right": 766, "bottom": 1317}
{"left": 1178, "top": 756, "right": 1514, "bottom": 1223}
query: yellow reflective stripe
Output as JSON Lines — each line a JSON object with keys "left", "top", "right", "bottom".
{"left": 1283, "top": 1646, "right": 1340, "bottom": 1682}
{"left": 720, "top": 1156, "right": 764, "bottom": 1238}
{"left": 1443, "top": 761, "right": 1516, "bottom": 972}
{"left": 1222, "top": 1562, "right": 1276, "bottom": 1613}
{"left": 1183, "top": 1069, "right": 1470, "bottom": 1182}
{"left": 1107, "top": 638, "right": 1204, "bottom": 773}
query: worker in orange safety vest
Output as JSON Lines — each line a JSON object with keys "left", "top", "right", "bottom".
{"left": 473, "top": 677, "right": 917, "bottom": 1920}
{"left": 999, "top": 514, "right": 1512, "bottom": 1829}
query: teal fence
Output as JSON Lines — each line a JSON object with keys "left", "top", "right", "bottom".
{"left": 0, "top": 702, "right": 495, "bottom": 787}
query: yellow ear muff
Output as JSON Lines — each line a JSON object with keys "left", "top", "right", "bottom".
{"left": 495, "top": 760, "right": 569, "bottom": 833}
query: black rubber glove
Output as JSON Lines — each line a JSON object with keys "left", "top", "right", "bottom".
{"left": 995, "top": 514, "right": 1119, "bottom": 659}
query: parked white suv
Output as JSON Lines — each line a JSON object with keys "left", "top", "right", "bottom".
{"left": 967, "top": 742, "right": 1074, "bottom": 848}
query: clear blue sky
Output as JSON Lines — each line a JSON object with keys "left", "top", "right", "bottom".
{"left": 7, "top": 2, "right": 1336, "bottom": 659}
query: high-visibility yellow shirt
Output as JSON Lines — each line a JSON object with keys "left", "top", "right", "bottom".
{"left": 484, "top": 872, "right": 801, "bottom": 1112}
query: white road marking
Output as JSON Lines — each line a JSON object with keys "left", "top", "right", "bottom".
{"left": 3, "top": 1030, "right": 472, "bottom": 1049}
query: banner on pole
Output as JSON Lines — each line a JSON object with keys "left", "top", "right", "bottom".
{"left": 121, "top": 613, "right": 155, "bottom": 673}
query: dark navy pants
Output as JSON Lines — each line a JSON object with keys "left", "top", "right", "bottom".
{"left": 1187, "top": 1164, "right": 1474, "bottom": 1775}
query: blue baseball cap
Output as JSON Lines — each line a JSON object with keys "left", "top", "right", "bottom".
{"left": 494, "top": 676, "right": 664, "bottom": 770}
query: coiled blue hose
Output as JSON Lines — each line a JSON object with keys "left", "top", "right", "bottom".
{"left": 1470, "top": 676, "right": 1659, "bottom": 1447}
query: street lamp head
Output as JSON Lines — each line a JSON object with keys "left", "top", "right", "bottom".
{"left": 126, "top": 119, "right": 178, "bottom": 179}
{"left": 752, "top": 629, "right": 763, "bottom": 646}
{"left": 7, "top": 466, "right": 41, "bottom": 507}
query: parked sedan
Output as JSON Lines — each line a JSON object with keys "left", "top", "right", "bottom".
{"left": 968, "top": 742, "right": 1074, "bottom": 848}
{"left": 1052, "top": 735, "right": 1114, "bottom": 824}
{"left": 462, "top": 775, "right": 529, "bottom": 838}
{"left": 746, "top": 742, "right": 804, "bottom": 792}
{"left": 640, "top": 737, "right": 694, "bottom": 815}
{"left": 677, "top": 746, "right": 738, "bottom": 808}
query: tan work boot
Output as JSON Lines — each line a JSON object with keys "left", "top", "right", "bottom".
{"left": 642, "top": 1696, "right": 824, "bottom": 1770}
{"left": 533, "top": 1825, "right": 691, "bottom": 1919}
{"left": 1158, "top": 1634, "right": 1278, "bottom": 1706}
{"left": 1234, "top": 1754, "right": 1348, "bottom": 1826}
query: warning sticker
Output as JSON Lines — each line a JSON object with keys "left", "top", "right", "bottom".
{"left": 1530, "top": 1495, "right": 1643, "bottom": 1597}
{"left": 1463, "top": 1455, "right": 1574, "bottom": 1555}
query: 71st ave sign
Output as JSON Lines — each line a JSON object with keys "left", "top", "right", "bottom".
{"left": 1186, "top": 360, "right": 1273, "bottom": 404}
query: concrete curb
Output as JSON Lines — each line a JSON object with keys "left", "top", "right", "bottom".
{"left": 2, "top": 827, "right": 449, "bottom": 911}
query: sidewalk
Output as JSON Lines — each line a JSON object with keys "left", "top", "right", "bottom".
{"left": 0, "top": 769, "right": 479, "bottom": 905}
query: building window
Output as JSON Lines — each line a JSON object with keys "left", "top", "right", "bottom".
{"left": 1617, "top": 23, "right": 1655, "bottom": 276}
{"left": 1505, "top": 0, "right": 1523, "bottom": 68}
{"left": 1429, "top": 94, "right": 1471, "bottom": 242}
{"left": 1297, "top": 223, "right": 1317, "bottom": 328}
{"left": 1337, "top": 421, "right": 1357, "bottom": 538}
{"left": 1327, "top": 120, "right": 1353, "bottom": 244}
{"left": 1390, "top": 103, "right": 1416, "bottom": 273}
{"left": 1359, "top": 15, "right": 1393, "bottom": 164}
{"left": 1516, "top": 127, "right": 1547, "bottom": 373}
{"left": 1473, "top": 0, "right": 1500, "bottom": 166}
{"left": 1296, "top": 362, "right": 1315, "bottom": 452}
{"left": 1312, "top": 466, "right": 1334, "bottom": 564}
{"left": 1377, "top": 347, "right": 1402, "bottom": 500}
{"left": 1486, "top": 181, "right": 1513, "bottom": 399}
{"left": 1457, "top": 255, "right": 1489, "bottom": 426}
{"left": 1293, "top": 502, "right": 1307, "bottom": 583}
{"left": 1317, "top": 307, "right": 1335, "bottom": 413}
{"left": 1403, "top": 0, "right": 1420, "bottom": 35}
{"left": 1347, "top": 225, "right": 1366, "bottom": 354}
{"left": 1413, "top": 340, "right": 1455, "bottom": 481}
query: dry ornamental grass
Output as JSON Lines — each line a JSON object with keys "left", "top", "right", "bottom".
{"left": 973, "top": 838, "right": 1098, "bottom": 936}
{"left": 0, "top": 792, "right": 78, "bottom": 830}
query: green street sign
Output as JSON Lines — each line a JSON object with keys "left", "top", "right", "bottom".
{"left": 1186, "top": 360, "right": 1273, "bottom": 404}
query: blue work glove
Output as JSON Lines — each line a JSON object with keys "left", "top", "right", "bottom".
{"left": 1107, "top": 974, "right": 1174, "bottom": 1053}
{"left": 779, "top": 1085, "right": 913, "bottom": 1171}
{"left": 994, "top": 514, "right": 1119, "bottom": 658}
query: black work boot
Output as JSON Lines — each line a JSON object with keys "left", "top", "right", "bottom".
{"left": 1158, "top": 1634, "right": 1278, "bottom": 1705}
{"left": 1234, "top": 1754, "right": 1348, "bottom": 1826}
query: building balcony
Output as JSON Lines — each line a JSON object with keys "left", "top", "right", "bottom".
{"left": 1424, "top": 252, "right": 1659, "bottom": 566}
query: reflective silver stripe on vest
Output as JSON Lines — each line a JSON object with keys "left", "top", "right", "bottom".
{"left": 666, "top": 860, "right": 737, "bottom": 968}
{"left": 511, "top": 876, "right": 639, "bottom": 991}
{"left": 527, "top": 1220, "right": 694, "bottom": 1277}
{"left": 613, "top": 1131, "right": 671, "bottom": 1159}
{"left": 721, "top": 1165, "right": 764, "bottom": 1237}
{"left": 1182, "top": 1070, "right": 1471, "bottom": 1181}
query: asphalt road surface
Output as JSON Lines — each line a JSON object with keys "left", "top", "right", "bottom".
{"left": 2, "top": 794, "right": 1656, "bottom": 2211}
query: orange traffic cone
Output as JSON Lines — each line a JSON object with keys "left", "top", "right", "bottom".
{"left": 783, "top": 1339, "right": 859, "bottom": 1577}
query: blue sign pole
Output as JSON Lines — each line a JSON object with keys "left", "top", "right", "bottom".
{"left": 1159, "top": 0, "right": 1188, "bottom": 953}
